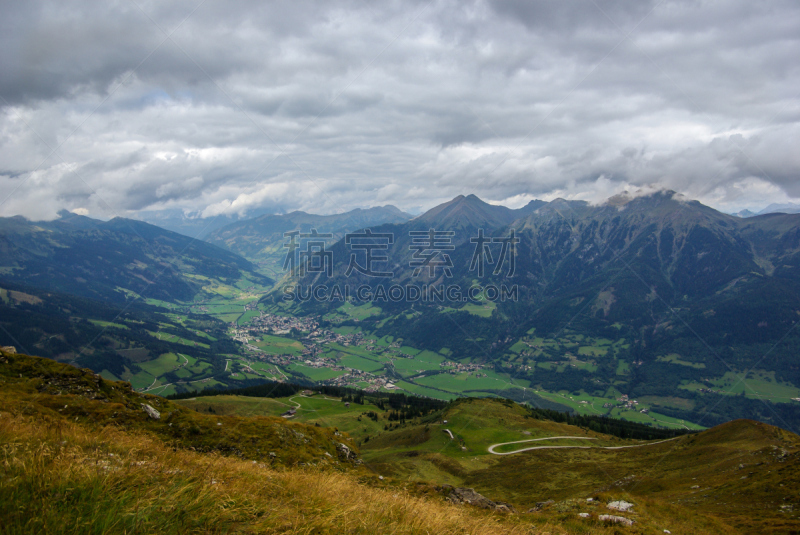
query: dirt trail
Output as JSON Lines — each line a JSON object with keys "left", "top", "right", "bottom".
{"left": 487, "top": 435, "right": 680, "bottom": 455}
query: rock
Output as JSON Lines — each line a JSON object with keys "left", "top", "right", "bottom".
{"left": 494, "top": 503, "right": 516, "bottom": 513}
{"left": 447, "top": 487, "right": 515, "bottom": 512}
{"left": 528, "top": 500, "right": 555, "bottom": 512}
{"left": 336, "top": 442, "right": 358, "bottom": 461}
{"left": 578, "top": 512, "right": 590, "bottom": 518}
{"left": 607, "top": 500, "right": 634, "bottom": 512}
{"left": 1, "top": 346, "right": 17, "bottom": 354}
{"left": 141, "top": 403, "right": 160, "bottom": 420}
{"left": 598, "top": 514, "right": 634, "bottom": 526}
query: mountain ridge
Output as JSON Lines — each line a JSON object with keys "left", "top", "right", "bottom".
{"left": 0, "top": 213, "right": 269, "bottom": 304}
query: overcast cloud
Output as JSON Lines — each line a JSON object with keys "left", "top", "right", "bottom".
{"left": 1, "top": 0, "right": 799, "bottom": 221}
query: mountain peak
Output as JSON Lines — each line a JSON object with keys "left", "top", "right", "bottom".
{"left": 414, "top": 194, "right": 516, "bottom": 230}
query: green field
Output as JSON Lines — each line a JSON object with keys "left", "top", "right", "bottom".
{"left": 393, "top": 380, "right": 460, "bottom": 400}
{"left": 138, "top": 353, "right": 181, "bottom": 376}
{"left": 254, "top": 335, "right": 304, "bottom": 355}
{"left": 680, "top": 370, "right": 800, "bottom": 402}
{"left": 237, "top": 310, "right": 261, "bottom": 325}
{"left": 287, "top": 363, "right": 346, "bottom": 382}
{"left": 657, "top": 353, "right": 706, "bottom": 369}
{"left": 460, "top": 300, "right": 496, "bottom": 317}
{"left": 147, "top": 331, "right": 210, "bottom": 349}
{"left": 389, "top": 355, "right": 444, "bottom": 374}
{"left": 416, "top": 371, "right": 521, "bottom": 394}
{"left": 337, "top": 302, "right": 382, "bottom": 320}
{"left": 89, "top": 319, "right": 129, "bottom": 330}
{"left": 339, "top": 354, "right": 386, "bottom": 373}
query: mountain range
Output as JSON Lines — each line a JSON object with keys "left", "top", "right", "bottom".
{"left": 0, "top": 211, "right": 269, "bottom": 304}
{"left": 733, "top": 202, "right": 800, "bottom": 218}
{"left": 205, "top": 205, "right": 413, "bottom": 277}
{"left": 276, "top": 191, "right": 800, "bottom": 430}
{"left": 3, "top": 190, "right": 800, "bottom": 432}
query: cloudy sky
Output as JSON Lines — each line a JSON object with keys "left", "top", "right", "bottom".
{"left": 1, "top": 0, "right": 799, "bottom": 221}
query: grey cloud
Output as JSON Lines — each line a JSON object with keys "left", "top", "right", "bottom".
{"left": 1, "top": 0, "right": 799, "bottom": 221}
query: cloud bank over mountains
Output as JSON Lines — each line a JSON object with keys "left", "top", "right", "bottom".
{"left": 1, "top": 0, "right": 799, "bottom": 220}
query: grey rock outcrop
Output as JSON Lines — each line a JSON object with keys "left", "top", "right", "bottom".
{"left": 445, "top": 487, "right": 516, "bottom": 513}
{"left": 336, "top": 442, "right": 357, "bottom": 461}
{"left": 528, "top": 500, "right": 555, "bottom": 512}
{"left": 598, "top": 514, "right": 634, "bottom": 526}
{"left": 141, "top": 403, "right": 161, "bottom": 420}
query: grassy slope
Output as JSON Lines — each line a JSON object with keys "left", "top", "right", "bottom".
{"left": 367, "top": 398, "right": 800, "bottom": 534}
{"left": 0, "top": 352, "right": 358, "bottom": 467}
{"left": 7, "top": 350, "right": 800, "bottom": 533}
{"left": 173, "top": 392, "right": 800, "bottom": 533}
{"left": 0, "top": 349, "right": 620, "bottom": 535}
{"left": 0, "top": 409, "right": 541, "bottom": 534}
{"left": 177, "top": 394, "right": 391, "bottom": 442}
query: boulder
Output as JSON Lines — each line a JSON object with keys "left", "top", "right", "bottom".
{"left": 528, "top": 500, "right": 555, "bottom": 512}
{"left": 336, "top": 442, "right": 358, "bottom": 461}
{"left": 607, "top": 500, "right": 634, "bottom": 512}
{"left": 598, "top": 514, "right": 634, "bottom": 526}
{"left": 446, "top": 487, "right": 516, "bottom": 513}
{"left": 141, "top": 403, "right": 161, "bottom": 420}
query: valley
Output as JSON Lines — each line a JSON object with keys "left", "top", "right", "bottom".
{"left": 4, "top": 192, "right": 800, "bottom": 436}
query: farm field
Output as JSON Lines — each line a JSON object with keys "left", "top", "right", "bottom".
{"left": 253, "top": 334, "right": 304, "bottom": 355}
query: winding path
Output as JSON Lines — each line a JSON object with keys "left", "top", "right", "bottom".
{"left": 487, "top": 435, "right": 681, "bottom": 456}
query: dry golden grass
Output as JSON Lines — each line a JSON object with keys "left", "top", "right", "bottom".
{"left": 1, "top": 411, "right": 558, "bottom": 534}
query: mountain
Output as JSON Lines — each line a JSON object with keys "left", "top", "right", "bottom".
{"left": 278, "top": 194, "right": 549, "bottom": 290}
{"left": 732, "top": 208, "right": 757, "bottom": 218}
{"left": 131, "top": 209, "right": 241, "bottom": 239}
{"left": 205, "top": 205, "right": 412, "bottom": 276}
{"left": 412, "top": 194, "right": 547, "bottom": 232}
{"left": 731, "top": 203, "right": 800, "bottom": 218}
{"left": 0, "top": 212, "right": 270, "bottom": 304}
{"left": 299, "top": 189, "right": 794, "bottom": 310}
{"left": 132, "top": 207, "right": 285, "bottom": 239}
{"left": 412, "top": 194, "right": 520, "bottom": 230}
{"left": 759, "top": 202, "right": 800, "bottom": 215}
{"left": 276, "top": 191, "right": 800, "bottom": 431}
